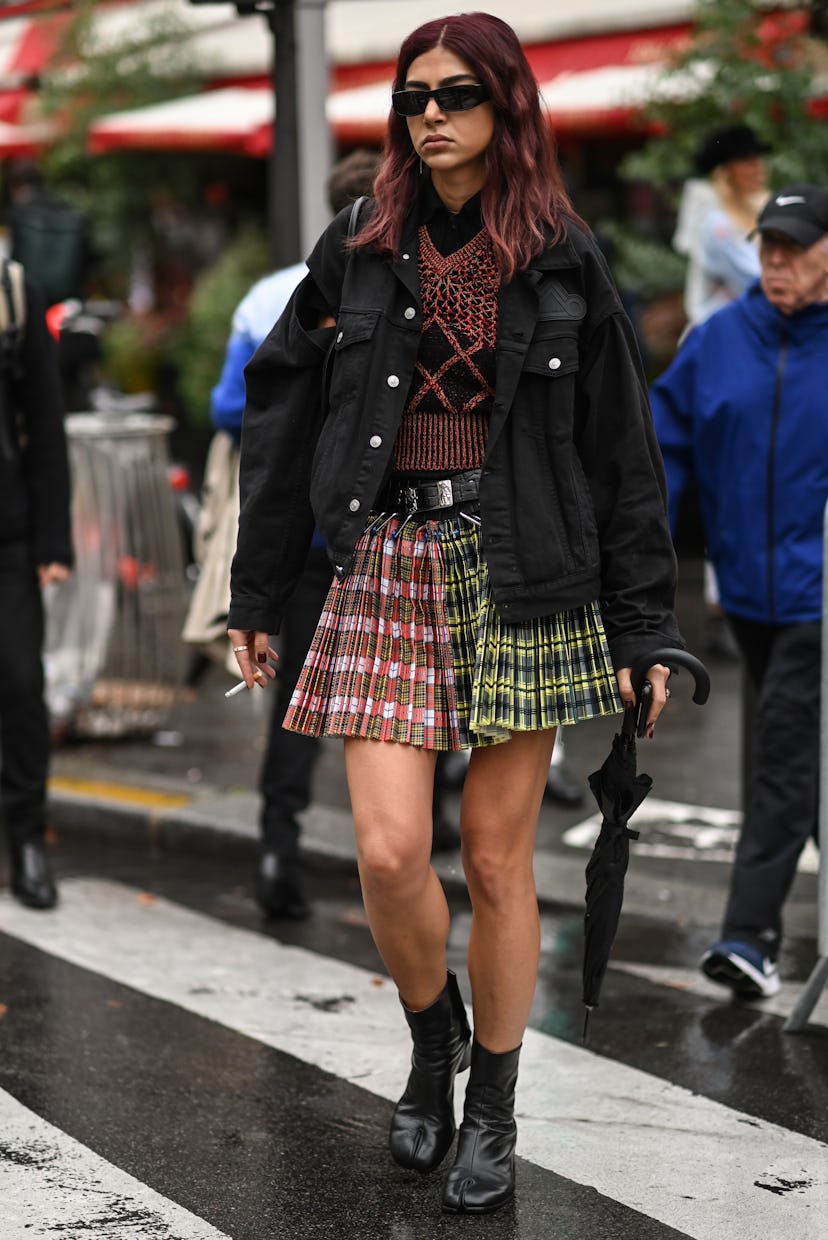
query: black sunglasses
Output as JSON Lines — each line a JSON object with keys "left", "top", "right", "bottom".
{"left": 391, "top": 84, "right": 489, "bottom": 117}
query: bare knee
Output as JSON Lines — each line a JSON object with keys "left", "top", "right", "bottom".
{"left": 461, "top": 838, "right": 534, "bottom": 908}
{"left": 356, "top": 815, "right": 430, "bottom": 894}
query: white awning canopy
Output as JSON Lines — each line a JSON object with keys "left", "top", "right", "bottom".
{"left": 88, "top": 86, "right": 275, "bottom": 156}
{"left": 88, "top": 21, "right": 700, "bottom": 154}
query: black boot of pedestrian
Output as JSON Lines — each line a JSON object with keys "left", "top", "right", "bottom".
{"left": 442, "top": 1039, "right": 521, "bottom": 1214}
{"left": 10, "top": 840, "right": 58, "bottom": 910}
{"left": 255, "top": 850, "right": 310, "bottom": 920}
{"left": 389, "top": 971, "right": 472, "bottom": 1173}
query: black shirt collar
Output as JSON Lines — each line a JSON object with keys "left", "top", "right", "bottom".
{"left": 418, "top": 177, "right": 484, "bottom": 256}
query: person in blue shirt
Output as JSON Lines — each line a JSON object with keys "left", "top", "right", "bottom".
{"left": 651, "top": 184, "right": 828, "bottom": 999}
{"left": 212, "top": 149, "right": 380, "bottom": 918}
{"left": 211, "top": 263, "right": 308, "bottom": 442}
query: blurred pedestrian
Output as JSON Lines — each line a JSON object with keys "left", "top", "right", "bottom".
{"left": 211, "top": 149, "right": 380, "bottom": 919}
{"left": 651, "top": 183, "right": 828, "bottom": 999}
{"left": 671, "top": 122, "right": 772, "bottom": 662}
{"left": 229, "top": 13, "right": 679, "bottom": 1213}
{"left": 675, "top": 123, "right": 771, "bottom": 328}
{"left": 7, "top": 160, "right": 90, "bottom": 308}
{"left": 0, "top": 259, "right": 72, "bottom": 908}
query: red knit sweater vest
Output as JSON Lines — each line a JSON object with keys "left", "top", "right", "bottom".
{"left": 393, "top": 225, "right": 499, "bottom": 473}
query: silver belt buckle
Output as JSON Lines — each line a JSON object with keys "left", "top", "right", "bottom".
{"left": 402, "top": 485, "right": 419, "bottom": 514}
{"left": 435, "top": 478, "right": 454, "bottom": 509}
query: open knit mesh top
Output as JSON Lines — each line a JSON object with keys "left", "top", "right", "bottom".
{"left": 393, "top": 224, "right": 499, "bottom": 473}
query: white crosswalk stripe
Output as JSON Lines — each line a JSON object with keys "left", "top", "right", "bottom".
{"left": 0, "top": 1088, "right": 230, "bottom": 1240}
{"left": 1, "top": 878, "right": 827, "bottom": 1240}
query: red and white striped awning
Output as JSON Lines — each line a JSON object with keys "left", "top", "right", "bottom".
{"left": 0, "top": 11, "right": 67, "bottom": 150}
{"left": 0, "top": 115, "right": 52, "bottom": 153}
{"left": 87, "top": 87, "right": 274, "bottom": 157}
{"left": 0, "top": 12, "right": 69, "bottom": 120}
{"left": 88, "top": 24, "right": 694, "bottom": 155}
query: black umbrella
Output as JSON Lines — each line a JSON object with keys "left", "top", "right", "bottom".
{"left": 582, "top": 648, "right": 710, "bottom": 1044}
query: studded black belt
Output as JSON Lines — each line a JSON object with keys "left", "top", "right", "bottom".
{"left": 379, "top": 469, "right": 481, "bottom": 517}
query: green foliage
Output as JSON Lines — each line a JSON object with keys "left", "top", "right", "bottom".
{"left": 98, "top": 317, "right": 163, "bottom": 396}
{"left": 622, "top": 0, "right": 828, "bottom": 193}
{"left": 595, "top": 222, "right": 688, "bottom": 300}
{"left": 167, "top": 223, "right": 271, "bottom": 428}
{"left": 614, "top": 0, "right": 828, "bottom": 297}
{"left": 34, "top": 0, "right": 207, "bottom": 290}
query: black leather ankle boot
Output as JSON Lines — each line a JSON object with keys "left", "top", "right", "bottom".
{"left": 442, "top": 1038, "right": 521, "bottom": 1213}
{"left": 389, "top": 971, "right": 471, "bottom": 1173}
{"left": 10, "top": 841, "right": 58, "bottom": 910}
{"left": 255, "top": 850, "right": 310, "bottom": 920}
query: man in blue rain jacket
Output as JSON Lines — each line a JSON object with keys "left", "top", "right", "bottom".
{"left": 651, "top": 184, "right": 828, "bottom": 999}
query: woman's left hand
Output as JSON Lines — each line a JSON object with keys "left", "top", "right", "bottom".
{"left": 616, "top": 663, "right": 671, "bottom": 739}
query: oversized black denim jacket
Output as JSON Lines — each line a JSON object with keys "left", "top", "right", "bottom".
{"left": 229, "top": 203, "right": 683, "bottom": 672}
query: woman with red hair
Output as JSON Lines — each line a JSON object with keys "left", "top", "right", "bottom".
{"left": 229, "top": 12, "right": 680, "bottom": 1214}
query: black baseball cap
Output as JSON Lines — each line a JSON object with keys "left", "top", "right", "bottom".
{"left": 752, "top": 184, "right": 828, "bottom": 247}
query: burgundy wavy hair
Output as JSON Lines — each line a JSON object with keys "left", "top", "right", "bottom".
{"left": 354, "top": 13, "right": 580, "bottom": 280}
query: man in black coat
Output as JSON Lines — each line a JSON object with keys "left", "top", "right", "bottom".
{"left": 0, "top": 266, "right": 72, "bottom": 908}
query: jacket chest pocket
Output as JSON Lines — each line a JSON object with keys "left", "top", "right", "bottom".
{"left": 522, "top": 334, "right": 580, "bottom": 443}
{"left": 522, "top": 334, "right": 579, "bottom": 380}
{"left": 326, "top": 309, "right": 381, "bottom": 409}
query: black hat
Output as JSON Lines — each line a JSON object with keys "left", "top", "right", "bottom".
{"left": 752, "top": 184, "right": 828, "bottom": 247}
{"left": 695, "top": 124, "right": 771, "bottom": 175}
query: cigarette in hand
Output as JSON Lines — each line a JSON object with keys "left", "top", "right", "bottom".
{"left": 224, "top": 679, "right": 249, "bottom": 699}
{"left": 224, "top": 668, "right": 265, "bottom": 699}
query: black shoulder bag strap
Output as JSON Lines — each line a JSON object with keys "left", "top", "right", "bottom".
{"left": 347, "top": 194, "right": 368, "bottom": 240}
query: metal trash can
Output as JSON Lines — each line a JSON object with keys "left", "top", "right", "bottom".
{"left": 43, "top": 412, "right": 189, "bottom": 737}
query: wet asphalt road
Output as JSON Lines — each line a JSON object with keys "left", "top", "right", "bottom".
{"left": 1, "top": 827, "right": 827, "bottom": 1240}
{"left": 1, "top": 553, "right": 827, "bottom": 1238}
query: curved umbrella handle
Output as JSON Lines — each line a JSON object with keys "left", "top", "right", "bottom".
{"left": 627, "top": 647, "right": 711, "bottom": 738}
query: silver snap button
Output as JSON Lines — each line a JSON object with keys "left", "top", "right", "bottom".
{"left": 404, "top": 307, "right": 416, "bottom": 320}
{"left": 369, "top": 435, "right": 382, "bottom": 448}
{"left": 387, "top": 374, "right": 400, "bottom": 388}
{"left": 402, "top": 253, "right": 410, "bottom": 260}
{"left": 548, "top": 357, "right": 562, "bottom": 370}
{"left": 336, "top": 331, "right": 344, "bottom": 343}
{"left": 348, "top": 498, "right": 361, "bottom": 513}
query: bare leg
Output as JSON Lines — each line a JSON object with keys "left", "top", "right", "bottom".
{"left": 460, "top": 729, "right": 557, "bottom": 1052}
{"left": 344, "top": 737, "right": 448, "bottom": 1011}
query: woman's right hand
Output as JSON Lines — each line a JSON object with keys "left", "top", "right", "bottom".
{"left": 228, "top": 629, "right": 279, "bottom": 689}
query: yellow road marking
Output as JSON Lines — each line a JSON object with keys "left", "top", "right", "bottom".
{"left": 49, "top": 777, "right": 192, "bottom": 810}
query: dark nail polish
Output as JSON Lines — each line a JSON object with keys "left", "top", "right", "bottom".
{"left": 257, "top": 652, "right": 267, "bottom": 665}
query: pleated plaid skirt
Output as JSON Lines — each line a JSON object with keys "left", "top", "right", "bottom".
{"left": 284, "top": 513, "right": 622, "bottom": 750}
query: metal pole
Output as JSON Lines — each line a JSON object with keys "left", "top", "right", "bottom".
{"left": 784, "top": 496, "right": 828, "bottom": 1033}
{"left": 295, "top": 0, "right": 332, "bottom": 253}
{"left": 267, "top": 0, "right": 301, "bottom": 267}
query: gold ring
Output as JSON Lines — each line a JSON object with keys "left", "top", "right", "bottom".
{"left": 253, "top": 667, "right": 263, "bottom": 678}
{"left": 233, "top": 645, "right": 248, "bottom": 653}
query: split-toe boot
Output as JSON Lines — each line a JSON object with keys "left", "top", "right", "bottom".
{"left": 389, "top": 971, "right": 471, "bottom": 1173}
{"left": 442, "top": 1039, "right": 521, "bottom": 1213}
